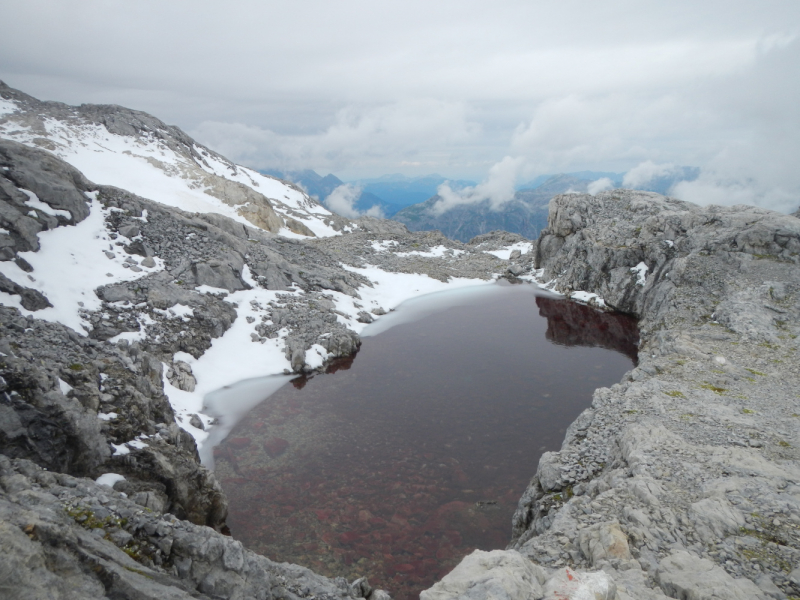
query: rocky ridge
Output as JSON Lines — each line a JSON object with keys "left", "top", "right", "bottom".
{"left": 479, "top": 191, "right": 800, "bottom": 599}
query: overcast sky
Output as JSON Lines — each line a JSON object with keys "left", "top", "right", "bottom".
{"left": 1, "top": 1, "right": 799, "bottom": 211}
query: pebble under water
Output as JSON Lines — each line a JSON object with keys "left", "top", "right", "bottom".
{"left": 214, "top": 283, "right": 638, "bottom": 599}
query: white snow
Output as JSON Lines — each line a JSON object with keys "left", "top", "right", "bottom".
{"left": 395, "top": 245, "right": 465, "bottom": 258}
{"left": 0, "top": 98, "right": 16, "bottom": 117}
{"left": 304, "top": 344, "right": 330, "bottom": 369}
{"left": 332, "top": 266, "right": 492, "bottom": 335}
{"left": 0, "top": 197, "right": 160, "bottom": 333}
{"left": 161, "top": 284, "right": 297, "bottom": 449}
{"left": 111, "top": 443, "right": 130, "bottom": 456}
{"left": 58, "top": 378, "right": 73, "bottom": 395}
{"left": 631, "top": 261, "right": 649, "bottom": 286}
{"left": 155, "top": 303, "right": 194, "bottom": 321}
{"left": 569, "top": 290, "right": 607, "bottom": 308}
{"left": 95, "top": 473, "right": 126, "bottom": 488}
{"left": 19, "top": 189, "right": 71, "bottom": 218}
{"left": 98, "top": 412, "right": 118, "bottom": 421}
{"left": 484, "top": 242, "right": 534, "bottom": 260}
{"left": 371, "top": 240, "right": 398, "bottom": 252}
{"left": 664, "top": 239, "right": 674, "bottom": 248}
{"left": 0, "top": 116, "right": 340, "bottom": 239}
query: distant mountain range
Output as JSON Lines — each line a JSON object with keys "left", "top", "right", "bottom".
{"left": 260, "top": 170, "right": 475, "bottom": 217}
{"left": 263, "top": 167, "right": 700, "bottom": 241}
{"left": 392, "top": 174, "right": 589, "bottom": 242}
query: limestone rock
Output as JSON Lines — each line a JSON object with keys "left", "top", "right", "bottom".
{"left": 578, "top": 521, "right": 632, "bottom": 566}
{"left": 656, "top": 551, "right": 767, "bottom": 600}
{"left": 167, "top": 361, "right": 196, "bottom": 392}
{"left": 541, "top": 567, "right": 617, "bottom": 600}
{"left": 420, "top": 549, "right": 546, "bottom": 600}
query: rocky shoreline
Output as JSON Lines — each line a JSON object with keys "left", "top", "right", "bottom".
{"left": 485, "top": 191, "right": 800, "bottom": 599}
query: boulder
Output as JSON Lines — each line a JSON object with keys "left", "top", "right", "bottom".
{"left": 421, "top": 549, "right": 546, "bottom": 600}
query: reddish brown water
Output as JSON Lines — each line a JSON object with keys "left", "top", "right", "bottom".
{"left": 215, "top": 284, "right": 637, "bottom": 599}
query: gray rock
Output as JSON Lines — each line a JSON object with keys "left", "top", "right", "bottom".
{"left": 656, "top": 551, "right": 767, "bottom": 600}
{"left": 421, "top": 549, "right": 545, "bottom": 600}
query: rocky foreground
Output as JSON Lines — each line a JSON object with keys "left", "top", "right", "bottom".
{"left": 424, "top": 191, "right": 800, "bottom": 599}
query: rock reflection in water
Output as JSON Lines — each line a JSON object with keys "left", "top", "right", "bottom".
{"left": 215, "top": 284, "right": 637, "bottom": 600}
{"left": 536, "top": 296, "right": 640, "bottom": 362}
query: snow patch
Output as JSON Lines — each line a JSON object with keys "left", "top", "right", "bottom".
{"left": 484, "top": 242, "right": 534, "bottom": 260}
{"left": 0, "top": 198, "right": 160, "bottom": 333}
{"left": 631, "top": 261, "right": 649, "bottom": 286}
{"left": 569, "top": 290, "right": 607, "bottom": 308}
{"left": 395, "top": 245, "right": 464, "bottom": 258}
{"left": 58, "top": 378, "right": 73, "bottom": 395}
{"left": 0, "top": 98, "right": 17, "bottom": 117}
{"left": 95, "top": 473, "right": 126, "bottom": 488}
{"left": 98, "top": 412, "right": 118, "bottom": 421}
{"left": 304, "top": 344, "right": 330, "bottom": 370}
{"left": 20, "top": 189, "right": 72, "bottom": 218}
{"left": 371, "top": 240, "right": 398, "bottom": 252}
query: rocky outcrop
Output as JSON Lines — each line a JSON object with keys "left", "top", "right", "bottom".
{"left": 500, "top": 190, "right": 800, "bottom": 599}
{"left": 0, "top": 456, "right": 385, "bottom": 600}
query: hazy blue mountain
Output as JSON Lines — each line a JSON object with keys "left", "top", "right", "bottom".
{"left": 261, "top": 170, "right": 473, "bottom": 216}
{"left": 519, "top": 171, "right": 623, "bottom": 190}
{"left": 260, "top": 169, "right": 344, "bottom": 201}
{"left": 392, "top": 174, "right": 593, "bottom": 242}
{"left": 354, "top": 174, "right": 477, "bottom": 208}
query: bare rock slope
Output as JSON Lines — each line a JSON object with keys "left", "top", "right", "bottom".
{"left": 497, "top": 191, "right": 800, "bottom": 599}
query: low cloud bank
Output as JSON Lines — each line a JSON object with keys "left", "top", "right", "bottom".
{"left": 431, "top": 156, "right": 524, "bottom": 216}
{"left": 588, "top": 177, "right": 614, "bottom": 195}
{"left": 324, "top": 184, "right": 385, "bottom": 219}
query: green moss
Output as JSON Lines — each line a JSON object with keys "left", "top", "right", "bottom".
{"left": 68, "top": 363, "right": 83, "bottom": 371}
{"left": 746, "top": 368, "right": 766, "bottom": 376}
{"left": 778, "top": 440, "right": 791, "bottom": 448}
{"left": 665, "top": 391, "right": 685, "bottom": 398}
{"left": 701, "top": 383, "right": 726, "bottom": 394}
{"left": 742, "top": 408, "right": 755, "bottom": 414}
{"left": 624, "top": 409, "right": 638, "bottom": 414}
{"left": 680, "top": 413, "right": 695, "bottom": 421}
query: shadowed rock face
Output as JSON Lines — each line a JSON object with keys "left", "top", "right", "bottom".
{"left": 536, "top": 296, "right": 639, "bottom": 362}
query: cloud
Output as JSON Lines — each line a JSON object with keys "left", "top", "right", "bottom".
{"left": 588, "top": 177, "right": 614, "bottom": 195}
{"left": 1, "top": 1, "right": 799, "bottom": 199}
{"left": 431, "top": 156, "right": 524, "bottom": 215}
{"left": 622, "top": 161, "right": 677, "bottom": 188}
{"left": 191, "top": 99, "right": 480, "bottom": 175}
{"left": 323, "top": 184, "right": 384, "bottom": 219}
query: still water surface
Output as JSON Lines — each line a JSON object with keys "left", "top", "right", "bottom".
{"left": 214, "top": 283, "right": 637, "bottom": 599}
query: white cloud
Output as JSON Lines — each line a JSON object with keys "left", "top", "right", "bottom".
{"left": 622, "top": 161, "right": 678, "bottom": 188}
{"left": 323, "top": 184, "right": 384, "bottom": 219}
{"left": 431, "top": 156, "right": 524, "bottom": 215}
{"left": 191, "top": 99, "right": 479, "bottom": 175}
{"left": 588, "top": 177, "right": 614, "bottom": 195}
{"left": 0, "top": 1, "right": 799, "bottom": 206}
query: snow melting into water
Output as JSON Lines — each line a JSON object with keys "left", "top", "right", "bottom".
{"left": 569, "top": 290, "right": 607, "bottom": 308}
{"left": 484, "top": 242, "right": 534, "bottom": 260}
{"left": 0, "top": 193, "right": 163, "bottom": 333}
{"left": 176, "top": 267, "right": 498, "bottom": 463}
